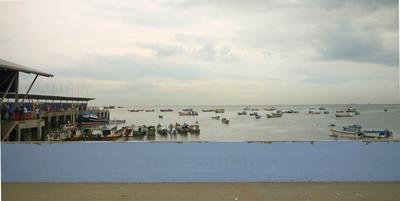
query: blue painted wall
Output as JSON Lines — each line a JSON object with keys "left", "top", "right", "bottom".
{"left": 2, "top": 141, "right": 400, "bottom": 182}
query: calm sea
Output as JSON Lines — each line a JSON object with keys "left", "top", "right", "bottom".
{"left": 109, "top": 104, "right": 400, "bottom": 141}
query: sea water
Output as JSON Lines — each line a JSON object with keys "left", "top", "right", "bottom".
{"left": 108, "top": 104, "right": 400, "bottom": 141}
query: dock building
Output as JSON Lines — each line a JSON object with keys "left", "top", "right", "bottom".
{"left": 1, "top": 59, "right": 109, "bottom": 141}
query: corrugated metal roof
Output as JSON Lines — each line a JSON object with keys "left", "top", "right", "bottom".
{"left": 0, "top": 59, "right": 53, "bottom": 77}
{"left": 0, "top": 93, "right": 94, "bottom": 101}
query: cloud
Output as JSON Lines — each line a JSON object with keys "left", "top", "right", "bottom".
{"left": 1, "top": 0, "right": 398, "bottom": 105}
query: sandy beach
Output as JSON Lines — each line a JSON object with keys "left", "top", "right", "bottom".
{"left": 3, "top": 182, "right": 400, "bottom": 201}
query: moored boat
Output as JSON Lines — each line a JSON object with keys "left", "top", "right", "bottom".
{"left": 255, "top": 114, "right": 261, "bottom": 119}
{"left": 211, "top": 116, "right": 220, "bottom": 120}
{"left": 249, "top": 112, "right": 258, "bottom": 116}
{"left": 77, "top": 112, "right": 108, "bottom": 127}
{"left": 160, "top": 109, "right": 173, "bottom": 112}
{"left": 329, "top": 127, "right": 364, "bottom": 139}
{"left": 307, "top": 111, "right": 321, "bottom": 115}
{"left": 264, "top": 107, "right": 276, "bottom": 111}
{"left": 215, "top": 109, "right": 225, "bottom": 113}
{"left": 238, "top": 111, "right": 247, "bottom": 115}
{"left": 221, "top": 118, "right": 229, "bottom": 125}
{"left": 267, "top": 112, "right": 283, "bottom": 118}
{"left": 329, "top": 125, "right": 392, "bottom": 139}
{"left": 202, "top": 109, "right": 216, "bottom": 112}
{"left": 335, "top": 113, "right": 353, "bottom": 117}
{"left": 179, "top": 111, "right": 199, "bottom": 116}
{"left": 145, "top": 109, "right": 155, "bottom": 112}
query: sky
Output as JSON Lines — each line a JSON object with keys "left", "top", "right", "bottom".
{"left": 0, "top": 0, "right": 399, "bottom": 106}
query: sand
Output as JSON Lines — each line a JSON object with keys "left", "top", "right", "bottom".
{"left": 2, "top": 182, "right": 400, "bottom": 201}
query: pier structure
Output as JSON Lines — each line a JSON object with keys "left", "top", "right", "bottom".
{"left": 1, "top": 59, "right": 109, "bottom": 141}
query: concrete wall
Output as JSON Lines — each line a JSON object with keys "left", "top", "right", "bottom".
{"left": 2, "top": 141, "right": 400, "bottom": 182}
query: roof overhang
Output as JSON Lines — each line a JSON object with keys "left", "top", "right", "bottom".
{"left": 0, "top": 93, "right": 94, "bottom": 102}
{"left": 0, "top": 59, "right": 53, "bottom": 77}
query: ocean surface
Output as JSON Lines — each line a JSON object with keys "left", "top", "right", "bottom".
{"left": 108, "top": 104, "right": 400, "bottom": 141}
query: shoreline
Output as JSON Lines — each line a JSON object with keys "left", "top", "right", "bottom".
{"left": 3, "top": 182, "right": 400, "bottom": 201}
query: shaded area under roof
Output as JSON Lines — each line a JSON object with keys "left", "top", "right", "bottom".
{"left": 0, "top": 93, "right": 94, "bottom": 102}
{"left": 0, "top": 59, "right": 53, "bottom": 77}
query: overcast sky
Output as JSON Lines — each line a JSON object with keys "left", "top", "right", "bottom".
{"left": 0, "top": 0, "right": 398, "bottom": 106}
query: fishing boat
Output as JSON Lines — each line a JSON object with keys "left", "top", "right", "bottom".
{"left": 384, "top": 108, "right": 388, "bottom": 112}
{"left": 250, "top": 108, "right": 259, "bottom": 111}
{"left": 264, "top": 107, "right": 276, "bottom": 111}
{"left": 318, "top": 107, "right": 326, "bottom": 110}
{"left": 238, "top": 111, "right": 247, "bottom": 115}
{"left": 244, "top": 106, "right": 250, "bottom": 111}
{"left": 183, "top": 108, "right": 193, "bottom": 112}
{"left": 362, "top": 129, "right": 392, "bottom": 139}
{"left": 215, "top": 109, "right": 225, "bottom": 113}
{"left": 156, "top": 124, "right": 168, "bottom": 135}
{"left": 160, "top": 109, "right": 173, "bottom": 112}
{"left": 179, "top": 111, "right": 199, "bottom": 116}
{"left": 336, "top": 110, "right": 344, "bottom": 113}
{"left": 124, "top": 126, "right": 133, "bottom": 137}
{"left": 188, "top": 124, "right": 200, "bottom": 134}
{"left": 176, "top": 123, "right": 189, "bottom": 134}
{"left": 249, "top": 112, "right": 258, "bottom": 116}
{"left": 346, "top": 107, "right": 357, "bottom": 113}
{"left": 101, "top": 128, "right": 124, "bottom": 141}
{"left": 132, "top": 125, "right": 148, "bottom": 136}
{"left": 77, "top": 112, "right": 108, "bottom": 126}
{"left": 335, "top": 113, "right": 353, "bottom": 118}
{"left": 329, "top": 125, "right": 364, "bottom": 139}
{"left": 267, "top": 112, "right": 283, "bottom": 118}
{"left": 221, "top": 118, "right": 229, "bottom": 125}
{"left": 202, "top": 109, "right": 216, "bottom": 112}
{"left": 307, "top": 111, "right": 321, "bottom": 115}
{"left": 128, "top": 109, "right": 140, "bottom": 112}
{"left": 211, "top": 116, "right": 220, "bottom": 120}
{"left": 145, "top": 109, "right": 155, "bottom": 112}
{"left": 158, "top": 115, "right": 163, "bottom": 119}
{"left": 255, "top": 114, "right": 261, "bottom": 119}
{"left": 284, "top": 110, "right": 299, "bottom": 114}
{"left": 330, "top": 125, "right": 392, "bottom": 139}
{"left": 323, "top": 111, "right": 330, "bottom": 114}
{"left": 108, "top": 119, "right": 126, "bottom": 124}
{"left": 147, "top": 126, "right": 156, "bottom": 136}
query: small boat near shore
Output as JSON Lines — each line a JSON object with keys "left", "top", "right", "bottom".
{"left": 145, "top": 109, "right": 155, "bottom": 112}
{"left": 330, "top": 125, "right": 392, "bottom": 139}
